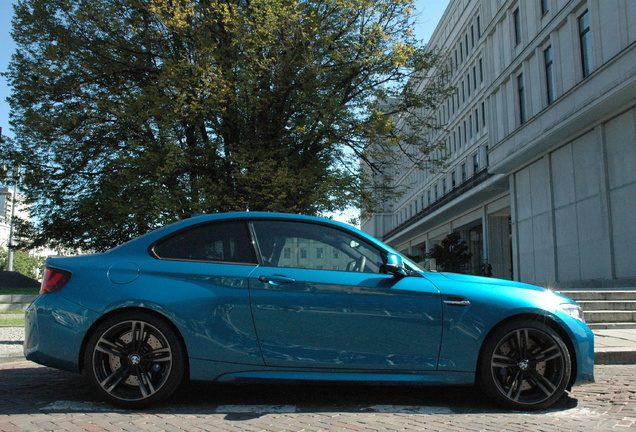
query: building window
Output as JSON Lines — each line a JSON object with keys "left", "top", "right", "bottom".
{"left": 513, "top": 8, "right": 521, "bottom": 45}
{"left": 471, "top": 25, "right": 475, "bottom": 48}
{"left": 427, "top": 189, "right": 431, "bottom": 206}
{"left": 579, "top": 10, "right": 593, "bottom": 78}
{"left": 316, "top": 247, "right": 323, "bottom": 259}
{"left": 461, "top": 163, "right": 467, "bottom": 182}
{"left": 544, "top": 45, "right": 555, "bottom": 104}
{"left": 517, "top": 73, "right": 526, "bottom": 124}
{"left": 473, "top": 153, "right": 480, "bottom": 173}
{"left": 481, "top": 101, "right": 486, "bottom": 127}
{"left": 443, "top": 178, "right": 447, "bottom": 195}
{"left": 300, "top": 247, "right": 307, "bottom": 259}
{"left": 434, "top": 185, "right": 438, "bottom": 201}
{"left": 477, "top": 16, "right": 481, "bottom": 38}
{"left": 473, "top": 66, "right": 477, "bottom": 89}
{"left": 479, "top": 58, "right": 484, "bottom": 82}
{"left": 467, "top": 74, "right": 471, "bottom": 96}
{"left": 541, "top": 0, "right": 549, "bottom": 15}
{"left": 451, "top": 171, "right": 456, "bottom": 188}
{"left": 475, "top": 108, "right": 479, "bottom": 132}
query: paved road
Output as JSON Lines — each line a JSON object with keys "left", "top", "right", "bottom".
{"left": 0, "top": 361, "right": 634, "bottom": 431}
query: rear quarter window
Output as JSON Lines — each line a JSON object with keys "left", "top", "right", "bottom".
{"left": 152, "top": 221, "right": 257, "bottom": 264}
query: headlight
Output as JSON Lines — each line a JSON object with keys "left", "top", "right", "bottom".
{"left": 559, "top": 303, "right": 585, "bottom": 323}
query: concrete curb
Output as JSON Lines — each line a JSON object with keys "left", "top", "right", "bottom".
{"left": 595, "top": 350, "right": 636, "bottom": 365}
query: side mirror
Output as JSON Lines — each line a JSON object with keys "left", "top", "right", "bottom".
{"left": 384, "top": 253, "right": 408, "bottom": 277}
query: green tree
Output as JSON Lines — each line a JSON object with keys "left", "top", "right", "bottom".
{"left": 3, "top": 0, "right": 450, "bottom": 251}
{"left": 428, "top": 232, "right": 472, "bottom": 274}
{"left": 0, "top": 247, "right": 44, "bottom": 280}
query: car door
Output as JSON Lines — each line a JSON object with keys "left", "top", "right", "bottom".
{"left": 247, "top": 219, "right": 443, "bottom": 370}
{"left": 148, "top": 220, "right": 263, "bottom": 365}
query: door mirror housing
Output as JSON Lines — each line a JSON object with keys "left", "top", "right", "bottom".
{"left": 384, "top": 253, "right": 408, "bottom": 277}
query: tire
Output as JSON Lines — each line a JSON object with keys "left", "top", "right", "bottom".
{"left": 84, "top": 310, "right": 185, "bottom": 409}
{"left": 477, "top": 319, "right": 571, "bottom": 411}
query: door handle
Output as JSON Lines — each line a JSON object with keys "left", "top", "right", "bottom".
{"left": 258, "top": 275, "right": 296, "bottom": 286}
{"left": 444, "top": 298, "right": 471, "bottom": 307}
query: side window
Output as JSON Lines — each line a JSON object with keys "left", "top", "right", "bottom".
{"left": 251, "top": 221, "right": 384, "bottom": 273}
{"left": 152, "top": 221, "right": 257, "bottom": 264}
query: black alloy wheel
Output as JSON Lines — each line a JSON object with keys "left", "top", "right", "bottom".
{"left": 84, "top": 311, "right": 185, "bottom": 409}
{"left": 478, "top": 319, "right": 571, "bottom": 410}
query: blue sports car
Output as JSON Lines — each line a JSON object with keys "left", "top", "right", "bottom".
{"left": 24, "top": 212, "right": 594, "bottom": 410}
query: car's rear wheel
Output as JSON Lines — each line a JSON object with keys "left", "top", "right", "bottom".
{"left": 84, "top": 311, "right": 185, "bottom": 409}
{"left": 478, "top": 319, "right": 571, "bottom": 410}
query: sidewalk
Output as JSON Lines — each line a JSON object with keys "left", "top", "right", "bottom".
{"left": 2, "top": 325, "right": 636, "bottom": 365}
{"left": 593, "top": 328, "right": 636, "bottom": 364}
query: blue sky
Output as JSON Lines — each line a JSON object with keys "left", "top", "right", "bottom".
{"left": 0, "top": 0, "right": 449, "bottom": 139}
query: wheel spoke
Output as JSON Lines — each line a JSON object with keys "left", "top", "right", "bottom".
{"left": 514, "top": 329, "right": 530, "bottom": 357}
{"left": 505, "top": 371, "right": 524, "bottom": 402}
{"left": 491, "top": 352, "right": 517, "bottom": 368}
{"left": 531, "top": 344, "right": 562, "bottom": 363}
{"left": 100, "top": 365, "right": 131, "bottom": 394}
{"left": 138, "top": 367, "right": 158, "bottom": 397}
{"left": 143, "top": 347, "right": 172, "bottom": 364}
{"left": 131, "top": 321, "right": 147, "bottom": 352}
{"left": 528, "top": 369, "right": 559, "bottom": 397}
{"left": 96, "top": 337, "right": 127, "bottom": 358}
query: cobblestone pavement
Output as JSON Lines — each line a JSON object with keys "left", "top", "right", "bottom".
{"left": 0, "top": 362, "right": 634, "bottom": 431}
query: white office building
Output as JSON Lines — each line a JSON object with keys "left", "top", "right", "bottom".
{"left": 362, "top": 0, "right": 636, "bottom": 287}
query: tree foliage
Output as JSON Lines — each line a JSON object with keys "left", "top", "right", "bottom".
{"left": 428, "top": 232, "right": 472, "bottom": 274}
{"left": 0, "top": 247, "right": 44, "bottom": 280}
{"left": 3, "top": 0, "right": 450, "bottom": 251}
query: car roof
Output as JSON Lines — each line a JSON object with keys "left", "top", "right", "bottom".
{"left": 109, "top": 212, "right": 380, "bottom": 253}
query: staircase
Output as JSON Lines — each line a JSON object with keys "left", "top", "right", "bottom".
{"left": 558, "top": 289, "right": 636, "bottom": 329}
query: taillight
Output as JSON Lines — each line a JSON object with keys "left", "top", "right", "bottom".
{"left": 40, "top": 267, "right": 72, "bottom": 294}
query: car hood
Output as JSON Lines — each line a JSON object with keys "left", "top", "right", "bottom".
{"left": 422, "top": 271, "right": 550, "bottom": 294}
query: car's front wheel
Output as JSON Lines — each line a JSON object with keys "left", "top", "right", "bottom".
{"left": 84, "top": 311, "right": 185, "bottom": 409}
{"left": 478, "top": 319, "right": 571, "bottom": 410}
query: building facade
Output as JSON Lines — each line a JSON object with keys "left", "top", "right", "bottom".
{"left": 362, "top": 0, "right": 636, "bottom": 287}
{"left": 0, "top": 186, "right": 20, "bottom": 251}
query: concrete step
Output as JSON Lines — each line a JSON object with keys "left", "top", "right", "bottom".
{"left": 587, "top": 322, "right": 636, "bottom": 330}
{"left": 559, "top": 289, "right": 636, "bottom": 301}
{"left": 578, "top": 300, "right": 636, "bottom": 311}
{"left": 558, "top": 289, "right": 636, "bottom": 326}
{"left": 584, "top": 310, "right": 636, "bottom": 323}
{"left": 0, "top": 294, "right": 38, "bottom": 312}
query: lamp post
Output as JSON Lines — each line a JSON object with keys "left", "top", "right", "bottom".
{"left": 6, "top": 166, "right": 21, "bottom": 272}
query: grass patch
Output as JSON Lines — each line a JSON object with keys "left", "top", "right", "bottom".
{"left": 0, "top": 287, "right": 39, "bottom": 295}
{"left": 0, "top": 318, "right": 25, "bottom": 326}
{"left": 0, "top": 310, "right": 26, "bottom": 314}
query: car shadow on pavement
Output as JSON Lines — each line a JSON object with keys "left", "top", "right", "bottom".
{"left": 0, "top": 363, "right": 580, "bottom": 418}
